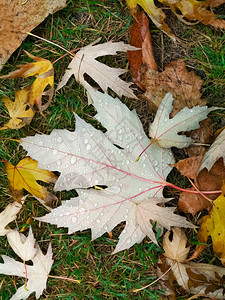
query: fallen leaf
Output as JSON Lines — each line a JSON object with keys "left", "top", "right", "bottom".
{"left": 0, "top": 234, "right": 53, "bottom": 300}
{"left": 175, "top": 157, "right": 225, "bottom": 214}
{"left": 0, "top": 87, "right": 35, "bottom": 130}
{"left": 126, "top": 0, "right": 175, "bottom": 39}
{"left": 174, "top": 156, "right": 203, "bottom": 181}
{"left": 149, "top": 93, "right": 216, "bottom": 149}
{"left": 127, "top": 7, "right": 158, "bottom": 90}
{"left": 158, "top": 228, "right": 225, "bottom": 299}
{"left": 200, "top": 128, "right": 225, "bottom": 172}
{"left": 5, "top": 157, "right": 58, "bottom": 207}
{"left": 7, "top": 227, "right": 37, "bottom": 261}
{"left": 197, "top": 194, "right": 225, "bottom": 266}
{"left": 19, "top": 89, "right": 216, "bottom": 253}
{"left": 166, "top": 0, "right": 225, "bottom": 29}
{"left": 141, "top": 60, "right": 206, "bottom": 115}
{"left": 185, "top": 118, "right": 214, "bottom": 157}
{"left": 0, "top": 0, "right": 66, "bottom": 70}
{"left": 57, "top": 39, "right": 137, "bottom": 104}
{"left": 1, "top": 52, "right": 54, "bottom": 112}
{"left": 0, "top": 202, "right": 22, "bottom": 236}
{"left": 126, "top": 0, "right": 225, "bottom": 40}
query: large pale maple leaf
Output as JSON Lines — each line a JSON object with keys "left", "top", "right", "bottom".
{"left": 57, "top": 39, "right": 137, "bottom": 103}
{"left": 20, "top": 90, "right": 213, "bottom": 253}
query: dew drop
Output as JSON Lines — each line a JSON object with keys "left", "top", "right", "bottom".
{"left": 127, "top": 238, "right": 131, "bottom": 244}
{"left": 57, "top": 137, "right": 62, "bottom": 143}
{"left": 104, "top": 225, "right": 108, "bottom": 231}
{"left": 53, "top": 149, "right": 58, "bottom": 155}
{"left": 70, "top": 156, "right": 76, "bottom": 164}
{"left": 152, "top": 160, "right": 158, "bottom": 167}
{"left": 84, "top": 139, "right": 88, "bottom": 145}
{"left": 96, "top": 218, "right": 101, "bottom": 224}
{"left": 125, "top": 215, "right": 128, "bottom": 219}
{"left": 79, "top": 199, "right": 84, "bottom": 205}
{"left": 38, "top": 141, "right": 43, "bottom": 146}
{"left": 65, "top": 211, "right": 70, "bottom": 216}
{"left": 72, "top": 217, "right": 77, "bottom": 223}
{"left": 57, "top": 160, "right": 62, "bottom": 166}
{"left": 86, "top": 144, "right": 91, "bottom": 151}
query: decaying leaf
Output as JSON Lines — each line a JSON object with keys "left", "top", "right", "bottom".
{"left": 19, "top": 88, "right": 219, "bottom": 253}
{"left": 200, "top": 128, "right": 225, "bottom": 172}
{"left": 157, "top": 228, "right": 225, "bottom": 299}
{"left": 0, "top": 229, "right": 53, "bottom": 300}
{"left": 57, "top": 39, "right": 137, "bottom": 103}
{"left": 0, "top": 87, "right": 35, "bottom": 130}
{"left": 149, "top": 93, "right": 216, "bottom": 149}
{"left": 141, "top": 60, "right": 206, "bottom": 115}
{"left": 127, "top": 7, "right": 158, "bottom": 89}
{"left": 0, "top": 0, "right": 66, "bottom": 71}
{"left": 175, "top": 157, "right": 225, "bottom": 214}
{"left": 197, "top": 194, "right": 225, "bottom": 266}
{"left": 1, "top": 52, "right": 54, "bottom": 112}
{"left": 0, "top": 202, "right": 22, "bottom": 236}
{"left": 126, "top": 0, "right": 225, "bottom": 40}
{"left": 5, "top": 157, "right": 58, "bottom": 207}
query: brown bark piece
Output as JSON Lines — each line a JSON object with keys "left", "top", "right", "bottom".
{"left": 0, "top": 0, "right": 66, "bottom": 71}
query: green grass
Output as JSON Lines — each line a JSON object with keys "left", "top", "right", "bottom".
{"left": 0, "top": 1, "right": 225, "bottom": 299}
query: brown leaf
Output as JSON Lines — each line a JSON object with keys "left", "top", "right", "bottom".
{"left": 174, "top": 156, "right": 203, "bottom": 180}
{"left": 141, "top": 60, "right": 206, "bottom": 114}
{"left": 175, "top": 157, "right": 225, "bottom": 214}
{"left": 179, "top": 190, "right": 212, "bottom": 215}
{"left": 0, "top": 0, "right": 66, "bottom": 70}
{"left": 127, "top": 7, "right": 157, "bottom": 90}
{"left": 185, "top": 118, "right": 214, "bottom": 157}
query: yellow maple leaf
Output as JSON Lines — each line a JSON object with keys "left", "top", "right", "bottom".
{"left": 198, "top": 194, "right": 225, "bottom": 266}
{"left": 0, "top": 51, "right": 54, "bottom": 112}
{"left": 126, "top": 0, "right": 175, "bottom": 39}
{"left": 5, "top": 157, "right": 58, "bottom": 207}
{"left": 0, "top": 87, "right": 35, "bottom": 130}
{"left": 126, "top": 0, "right": 225, "bottom": 39}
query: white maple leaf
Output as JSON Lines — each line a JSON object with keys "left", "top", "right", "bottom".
{"left": 0, "top": 243, "right": 53, "bottom": 300}
{"left": 149, "top": 93, "right": 217, "bottom": 148}
{"left": 7, "top": 227, "right": 37, "bottom": 261}
{"left": 199, "top": 128, "right": 225, "bottom": 172}
{"left": 20, "top": 90, "right": 198, "bottom": 253}
{"left": 57, "top": 39, "right": 137, "bottom": 103}
{"left": 0, "top": 202, "right": 22, "bottom": 236}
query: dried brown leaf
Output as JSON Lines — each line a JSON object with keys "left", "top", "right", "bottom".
{"left": 0, "top": 0, "right": 66, "bottom": 70}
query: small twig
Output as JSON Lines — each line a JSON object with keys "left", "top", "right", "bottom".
{"left": 26, "top": 32, "right": 75, "bottom": 57}
{"left": 133, "top": 263, "right": 174, "bottom": 293}
{"left": 48, "top": 274, "right": 80, "bottom": 284}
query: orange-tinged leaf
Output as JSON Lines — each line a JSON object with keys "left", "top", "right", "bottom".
{"left": 5, "top": 157, "right": 57, "bottom": 207}
{"left": 127, "top": 7, "right": 157, "bottom": 90}
{"left": 198, "top": 194, "right": 225, "bottom": 265}
{"left": 1, "top": 51, "right": 54, "bottom": 112}
{"left": 0, "top": 87, "right": 35, "bottom": 130}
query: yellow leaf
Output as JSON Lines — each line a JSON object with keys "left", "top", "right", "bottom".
{"left": 1, "top": 51, "right": 54, "bottom": 112}
{"left": 5, "top": 157, "right": 58, "bottom": 207}
{"left": 0, "top": 87, "right": 35, "bottom": 130}
{"left": 198, "top": 194, "right": 225, "bottom": 265}
{"left": 126, "top": 0, "right": 175, "bottom": 39}
{"left": 126, "top": 0, "right": 225, "bottom": 39}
